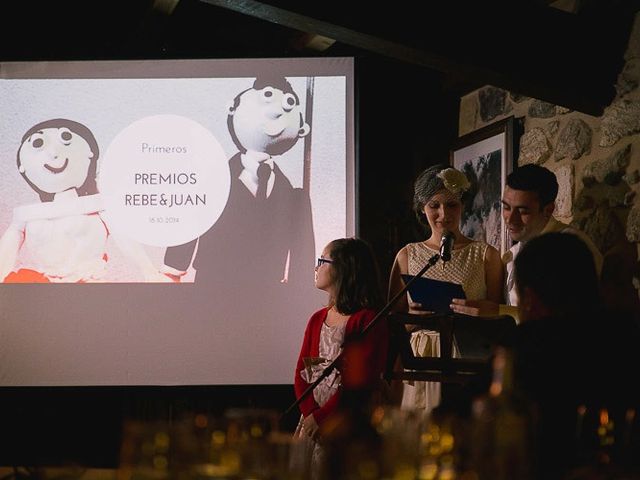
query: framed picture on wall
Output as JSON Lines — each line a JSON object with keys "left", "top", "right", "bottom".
{"left": 450, "top": 116, "right": 521, "bottom": 255}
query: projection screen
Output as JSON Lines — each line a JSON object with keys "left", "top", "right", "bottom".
{"left": 0, "top": 57, "right": 355, "bottom": 386}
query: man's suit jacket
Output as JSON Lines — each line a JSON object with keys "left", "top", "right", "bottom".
{"left": 164, "top": 152, "right": 316, "bottom": 295}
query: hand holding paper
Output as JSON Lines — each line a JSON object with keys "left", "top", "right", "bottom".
{"left": 401, "top": 274, "right": 465, "bottom": 314}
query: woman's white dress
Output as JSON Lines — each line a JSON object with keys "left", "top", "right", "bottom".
{"left": 402, "top": 241, "right": 488, "bottom": 413}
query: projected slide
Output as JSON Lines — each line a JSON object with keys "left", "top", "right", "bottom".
{"left": 0, "top": 58, "right": 354, "bottom": 385}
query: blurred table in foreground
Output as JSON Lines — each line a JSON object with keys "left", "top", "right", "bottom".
{"left": 0, "top": 467, "right": 116, "bottom": 480}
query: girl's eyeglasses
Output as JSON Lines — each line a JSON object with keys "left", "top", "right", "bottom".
{"left": 316, "top": 258, "right": 333, "bottom": 268}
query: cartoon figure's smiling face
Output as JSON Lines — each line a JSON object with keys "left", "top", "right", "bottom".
{"left": 19, "top": 126, "right": 94, "bottom": 194}
{"left": 229, "top": 79, "right": 310, "bottom": 156}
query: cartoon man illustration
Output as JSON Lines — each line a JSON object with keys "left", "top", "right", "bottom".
{"left": 162, "top": 75, "right": 316, "bottom": 302}
{"left": 0, "top": 118, "right": 165, "bottom": 283}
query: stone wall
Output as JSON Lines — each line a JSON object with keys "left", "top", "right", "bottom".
{"left": 458, "top": 13, "right": 640, "bottom": 303}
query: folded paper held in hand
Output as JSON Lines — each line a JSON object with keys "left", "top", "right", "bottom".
{"left": 401, "top": 274, "right": 465, "bottom": 314}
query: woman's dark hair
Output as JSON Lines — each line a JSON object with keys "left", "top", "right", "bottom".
{"left": 413, "top": 163, "right": 468, "bottom": 226}
{"left": 327, "top": 237, "right": 384, "bottom": 314}
{"left": 515, "top": 232, "right": 599, "bottom": 318}
{"left": 17, "top": 119, "right": 99, "bottom": 202}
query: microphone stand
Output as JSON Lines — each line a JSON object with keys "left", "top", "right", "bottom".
{"left": 281, "top": 251, "right": 442, "bottom": 421}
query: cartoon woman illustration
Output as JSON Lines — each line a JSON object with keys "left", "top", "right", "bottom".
{"left": 0, "top": 118, "right": 163, "bottom": 282}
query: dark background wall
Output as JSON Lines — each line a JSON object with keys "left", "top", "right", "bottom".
{"left": 356, "top": 54, "right": 461, "bottom": 276}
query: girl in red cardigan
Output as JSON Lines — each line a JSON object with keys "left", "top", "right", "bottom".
{"left": 291, "top": 237, "right": 388, "bottom": 479}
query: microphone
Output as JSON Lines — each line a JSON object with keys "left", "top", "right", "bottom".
{"left": 439, "top": 230, "right": 455, "bottom": 262}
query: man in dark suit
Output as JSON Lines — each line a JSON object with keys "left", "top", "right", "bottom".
{"left": 162, "top": 74, "right": 316, "bottom": 311}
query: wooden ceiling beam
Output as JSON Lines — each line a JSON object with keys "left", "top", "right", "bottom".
{"left": 201, "top": 0, "right": 636, "bottom": 116}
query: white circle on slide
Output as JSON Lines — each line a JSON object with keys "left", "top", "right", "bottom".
{"left": 98, "top": 114, "right": 230, "bottom": 247}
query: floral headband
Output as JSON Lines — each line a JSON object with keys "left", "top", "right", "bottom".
{"left": 435, "top": 168, "right": 471, "bottom": 196}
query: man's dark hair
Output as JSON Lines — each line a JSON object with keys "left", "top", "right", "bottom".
{"left": 506, "top": 164, "right": 558, "bottom": 208}
{"left": 328, "top": 237, "right": 384, "bottom": 314}
{"left": 515, "top": 232, "right": 599, "bottom": 318}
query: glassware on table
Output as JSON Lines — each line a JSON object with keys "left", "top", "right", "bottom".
{"left": 118, "top": 409, "right": 302, "bottom": 480}
{"left": 118, "top": 420, "right": 172, "bottom": 480}
{"left": 370, "top": 405, "right": 423, "bottom": 480}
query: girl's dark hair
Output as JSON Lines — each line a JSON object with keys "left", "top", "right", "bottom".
{"left": 17, "top": 119, "right": 99, "bottom": 202}
{"left": 328, "top": 237, "right": 384, "bottom": 314}
{"left": 515, "top": 232, "right": 599, "bottom": 318}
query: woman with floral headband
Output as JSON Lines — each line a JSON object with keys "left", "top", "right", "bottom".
{"left": 388, "top": 163, "right": 503, "bottom": 413}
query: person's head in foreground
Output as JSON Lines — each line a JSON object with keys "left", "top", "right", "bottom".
{"left": 514, "top": 231, "right": 598, "bottom": 322}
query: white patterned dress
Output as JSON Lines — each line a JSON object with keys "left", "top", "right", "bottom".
{"left": 291, "top": 321, "right": 346, "bottom": 480}
{"left": 402, "top": 241, "right": 488, "bottom": 413}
